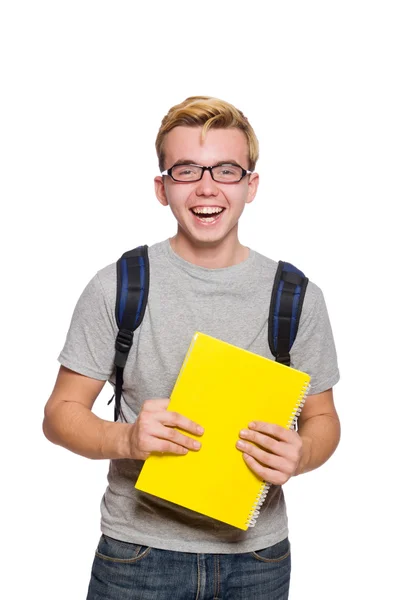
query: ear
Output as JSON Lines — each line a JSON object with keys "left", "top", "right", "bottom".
{"left": 245, "top": 172, "right": 259, "bottom": 205}
{"left": 154, "top": 175, "right": 168, "bottom": 206}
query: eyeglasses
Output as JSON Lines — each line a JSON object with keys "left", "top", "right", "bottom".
{"left": 161, "top": 163, "right": 252, "bottom": 183}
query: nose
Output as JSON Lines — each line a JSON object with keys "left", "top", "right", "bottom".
{"left": 195, "top": 168, "right": 219, "bottom": 196}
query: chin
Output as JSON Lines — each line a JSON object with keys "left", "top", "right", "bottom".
{"left": 187, "top": 229, "right": 232, "bottom": 247}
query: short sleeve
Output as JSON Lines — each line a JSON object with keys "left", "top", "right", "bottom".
{"left": 58, "top": 272, "right": 117, "bottom": 380}
{"left": 290, "top": 283, "right": 340, "bottom": 395}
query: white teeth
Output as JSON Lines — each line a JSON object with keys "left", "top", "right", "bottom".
{"left": 192, "top": 207, "right": 224, "bottom": 215}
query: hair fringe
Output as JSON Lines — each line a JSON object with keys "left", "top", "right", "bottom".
{"left": 155, "top": 96, "right": 259, "bottom": 171}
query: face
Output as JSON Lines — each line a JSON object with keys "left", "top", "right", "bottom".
{"left": 154, "top": 126, "right": 259, "bottom": 248}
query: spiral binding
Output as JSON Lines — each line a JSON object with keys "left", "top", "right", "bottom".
{"left": 245, "top": 380, "right": 311, "bottom": 528}
{"left": 287, "top": 380, "right": 311, "bottom": 430}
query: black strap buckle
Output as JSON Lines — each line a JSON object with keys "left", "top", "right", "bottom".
{"left": 115, "top": 329, "right": 134, "bottom": 368}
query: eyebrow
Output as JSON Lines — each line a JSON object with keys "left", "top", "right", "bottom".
{"left": 172, "top": 159, "right": 242, "bottom": 167}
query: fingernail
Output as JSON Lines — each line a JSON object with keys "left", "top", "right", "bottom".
{"left": 249, "top": 422, "right": 256, "bottom": 428}
{"left": 197, "top": 426, "right": 204, "bottom": 435}
{"left": 236, "top": 440, "right": 245, "bottom": 449}
{"left": 193, "top": 441, "right": 201, "bottom": 449}
{"left": 240, "top": 429, "right": 248, "bottom": 436}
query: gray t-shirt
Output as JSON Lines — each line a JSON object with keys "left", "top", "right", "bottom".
{"left": 59, "top": 239, "right": 340, "bottom": 553}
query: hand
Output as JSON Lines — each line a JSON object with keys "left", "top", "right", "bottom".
{"left": 129, "top": 398, "right": 204, "bottom": 460}
{"left": 236, "top": 421, "right": 303, "bottom": 485}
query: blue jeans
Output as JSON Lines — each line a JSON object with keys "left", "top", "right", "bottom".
{"left": 86, "top": 534, "right": 291, "bottom": 599}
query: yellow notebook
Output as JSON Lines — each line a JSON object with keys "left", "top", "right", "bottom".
{"left": 135, "top": 332, "right": 311, "bottom": 530}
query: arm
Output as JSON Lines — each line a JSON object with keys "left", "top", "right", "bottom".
{"left": 236, "top": 388, "right": 340, "bottom": 485}
{"left": 43, "top": 366, "right": 203, "bottom": 461}
{"left": 294, "top": 388, "right": 340, "bottom": 475}
{"left": 43, "top": 366, "right": 131, "bottom": 460}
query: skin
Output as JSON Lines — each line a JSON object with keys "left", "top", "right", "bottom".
{"left": 43, "top": 125, "right": 340, "bottom": 486}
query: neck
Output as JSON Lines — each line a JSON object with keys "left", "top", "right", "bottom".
{"left": 169, "top": 228, "right": 249, "bottom": 269}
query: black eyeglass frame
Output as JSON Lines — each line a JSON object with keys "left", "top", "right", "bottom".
{"left": 161, "top": 163, "right": 252, "bottom": 183}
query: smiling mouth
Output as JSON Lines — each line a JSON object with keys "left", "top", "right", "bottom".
{"left": 190, "top": 208, "right": 226, "bottom": 223}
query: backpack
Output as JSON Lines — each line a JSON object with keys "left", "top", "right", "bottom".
{"left": 109, "top": 245, "right": 308, "bottom": 422}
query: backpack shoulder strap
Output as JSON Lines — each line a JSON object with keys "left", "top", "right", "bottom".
{"left": 268, "top": 261, "right": 309, "bottom": 367}
{"left": 111, "top": 245, "right": 150, "bottom": 421}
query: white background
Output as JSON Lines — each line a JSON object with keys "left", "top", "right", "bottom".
{"left": 1, "top": 1, "right": 396, "bottom": 598}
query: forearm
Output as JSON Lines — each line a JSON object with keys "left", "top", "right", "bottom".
{"left": 43, "top": 401, "right": 134, "bottom": 460}
{"left": 295, "top": 413, "right": 341, "bottom": 475}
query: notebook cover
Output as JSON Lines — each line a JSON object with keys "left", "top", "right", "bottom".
{"left": 135, "top": 332, "right": 311, "bottom": 530}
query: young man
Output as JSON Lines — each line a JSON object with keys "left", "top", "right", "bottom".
{"left": 43, "top": 96, "right": 340, "bottom": 599}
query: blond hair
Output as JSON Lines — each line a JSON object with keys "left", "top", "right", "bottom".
{"left": 155, "top": 96, "right": 259, "bottom": 171}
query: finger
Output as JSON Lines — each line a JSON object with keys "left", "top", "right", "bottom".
{"left": 143, "top": 422, "right": 202, "bottom": 452}
{"left": 242, "top": 454, "right": 290, "bottom": 486}
{"left": 239, "top": 429, "right": 300, "bottom": 463}
{"left": 236, "top": 439, "right": 289, "bottom": 472}
{"left": 150, "top": 440, "right": 190, "bottom": 455}
{"left": 158, "top": 423, "right": 202, "bottom": 451}
{"left": 160, "top": 411, "right": 204, "bottom": 437}
{"left": 248, "top": 421, "right": 294, "bottom": 442}
{"left": 239, "top": 428, "right": 284, "bottom": 456}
